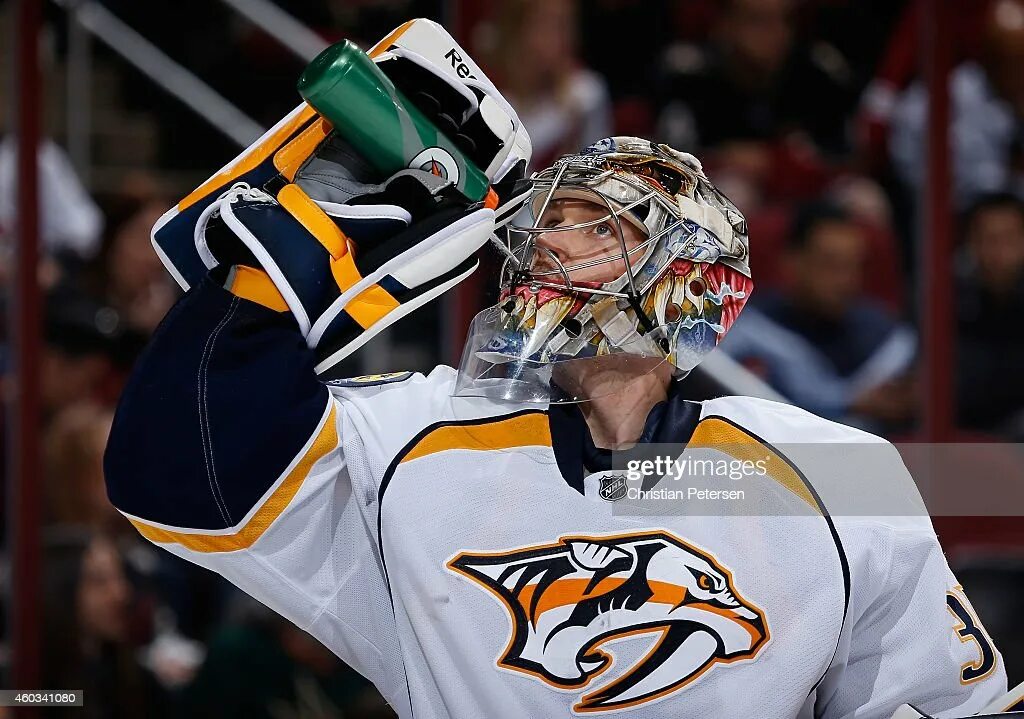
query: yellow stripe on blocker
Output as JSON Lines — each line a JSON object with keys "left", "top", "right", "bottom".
{"left": 179, "top": 105, "right": 319, "bottom": 212}
{"left": 276, "top": 183, "right": 361, "bottom": 288}
{"left": 276, "top": 183, "right": 401, "bottom": 329}
{"left": 228, "top": 265, "right": 289, "bottom": 312}
{"left": 345, "top": 285, "right": 401, "bottom": 329}
{"left": 368, "top": 19, "right": 415, "bottom": 58}
{"left": 277, "top": 183, "right": 349, "bottom": 258}
{"left": 274, "top": 117, "right": 333, "bottom": 181}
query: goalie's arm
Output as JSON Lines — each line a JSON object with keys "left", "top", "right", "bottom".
{"left": 103, "top": 271, "right": 419, "bottom": 708}
{"left": 104, "top": 272, "right": 339, "bottom": 607}
{"left": 813, "top": 518, "right": 1008, "bottom": 719}
{"left": 108, "top": 254, "right": 471, "bottom": 718}
{"left": 106, "top": 162, "right": 497, "bottom": 556}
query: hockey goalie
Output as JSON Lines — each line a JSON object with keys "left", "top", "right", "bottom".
{"left": 105, "top": 19, "right": 1012, "bottom": 719}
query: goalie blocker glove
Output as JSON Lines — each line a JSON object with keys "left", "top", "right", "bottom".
{"left": 202, "top": 154, "right": 496, "bottom": 377}
{"left": 150, "top": 20, "right": 530, "bottom": 352}
{"left": 149, "top": 20, "right": 531, "bottom": 377}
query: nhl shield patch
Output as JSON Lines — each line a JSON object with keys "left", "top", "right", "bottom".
{"left": 598, "top": 473, "right": 628, "bottom": 502}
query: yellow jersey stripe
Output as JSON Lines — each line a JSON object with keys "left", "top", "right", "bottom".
{"left": 401, "top": 412, "right": 552, "bottom": 464}
{"left": 129, "top": 404, "right": 338, "bottom": 553}
{"left": 689, "top": 417, "right": 819, "bottom": 512}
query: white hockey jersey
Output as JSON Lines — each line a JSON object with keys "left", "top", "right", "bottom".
{"left": 105, "top": 281, "right": 1006, "bottom": 719}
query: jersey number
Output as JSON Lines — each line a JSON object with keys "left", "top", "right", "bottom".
{"left": 946, "top": 589, "right": 997, "bottom": 683}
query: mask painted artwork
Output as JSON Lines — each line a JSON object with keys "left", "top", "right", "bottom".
{"left": 456, "top": 137, "right": 753, "bottom": 404}
{"left": 646, "top": 260, "right": 751, "bottom": 371}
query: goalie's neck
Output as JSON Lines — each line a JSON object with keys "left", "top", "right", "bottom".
{"left": 547, "top": 370, "right": 701, "bottom": 496}
{"left": 578, "top": 364, "right": 674, "bottom": 450}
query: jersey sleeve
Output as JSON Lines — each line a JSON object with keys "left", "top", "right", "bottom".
{"left": 815, "top": 520, "right": 1007, "bottom": 719}
{"left": 103, "top": 276, "right": 406, "bottom": 705}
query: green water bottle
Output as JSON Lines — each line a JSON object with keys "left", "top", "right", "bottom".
{"left": 297, "top": 40, "right": 490, "bottom": 202}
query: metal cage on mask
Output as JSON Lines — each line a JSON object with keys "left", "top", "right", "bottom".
{"left": 455, "top": 137, "right": 753, "bottom": 404}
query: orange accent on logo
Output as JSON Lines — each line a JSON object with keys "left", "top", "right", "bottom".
{"left": 516, "top": 578, "right": 687, "bottom": 626}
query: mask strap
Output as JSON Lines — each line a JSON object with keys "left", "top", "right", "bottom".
{"left": 590, "top": 298, "right": 666, "bottom": 358}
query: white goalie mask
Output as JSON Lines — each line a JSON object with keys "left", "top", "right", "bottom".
{"left": 455, "top": 136, "right": 754, "bottom": 404}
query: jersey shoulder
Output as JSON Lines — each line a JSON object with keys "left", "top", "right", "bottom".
{"left": 329, "top": 364, "right": 548, "bottom": 477}
{"left": 697, "top": 396, "right": 931, "bottom": 533}
{"left": 327, "top": 365, "right": 459, "bottom": 453}
{"left": 327, "top": 364, "right": 530, "bottom": 422}
{"left": 326, "top": 371, "right": 417, "bottom": 389}
{"left": 699, "top": 395, "right": 885, "bottom": 446}
{"left": 326, "top": 365, "right": 454, "bottom": 399}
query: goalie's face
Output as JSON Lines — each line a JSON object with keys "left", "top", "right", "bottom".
{"left": 455, "top": 136, "right": 754, "bottom": 405}
{"left": 531, "top": 199, "right": 646, "bottom": 285}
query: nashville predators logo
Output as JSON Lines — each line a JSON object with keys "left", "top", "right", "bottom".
{"left": 447, "top": 530, "right": 769, "bottom": 713}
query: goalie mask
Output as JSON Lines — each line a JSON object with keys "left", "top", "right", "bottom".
{"left": 455, "top": 136, "right": 753, "bottom": 404}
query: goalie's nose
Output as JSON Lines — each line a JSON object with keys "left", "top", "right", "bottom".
{"left": 531, "top": 235, "right": 568, "bottom": 275}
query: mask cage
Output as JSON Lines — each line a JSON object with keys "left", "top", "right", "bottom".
{"left": 490, "top": 155, "right": 711, "bottom": 343}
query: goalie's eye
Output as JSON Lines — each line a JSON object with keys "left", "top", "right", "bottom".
{"left": 594, "top": 222, "right": 613, "bottom": 237}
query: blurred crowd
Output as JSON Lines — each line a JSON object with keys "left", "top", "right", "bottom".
{"left": 4, "top": 0, "right": 1024, "bottom": 715}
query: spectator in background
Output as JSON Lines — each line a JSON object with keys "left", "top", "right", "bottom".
{"left": 41, "top": 290, "right": 120, "bottom": 420}
{"left": 489, "top": 0, "right": 612, "bottom": 170}
{"left": 0, "top": 137, "right": 104, "bottom": 272}
{"left": 575, "top": 0, "right": 675, "bottom": 137}
{"left": 96, "top": 179, "right": 179, "bottom": 336}
{"left": 720, "top": 201, "right": 916, "bottom": 430}
{"left": 957, "top": 193, "right": 1024, "bottom": 436}
{"left": 180, "top": 599, "right": 393, "bottom": 718}
{"left": 44, "top": 402, "right": 123, "bottom": 532}
{"left": 891, "top": 0, "right": 1024, "bottom": 206}
{"left": 655, "top": 0, "right": 857, "bottom": 161}
{"left": 42, "top": 398, "right": 209, "bottom": 692}
{"left": 654, "top": 0, "right": 872, "bottom": 232}
{"left": 42, "top": 530, "right": 168, "bottom": 719}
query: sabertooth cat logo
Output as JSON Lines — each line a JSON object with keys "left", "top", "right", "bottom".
{"left": 447, "top": 531, "right": 769, "bottom": 713}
